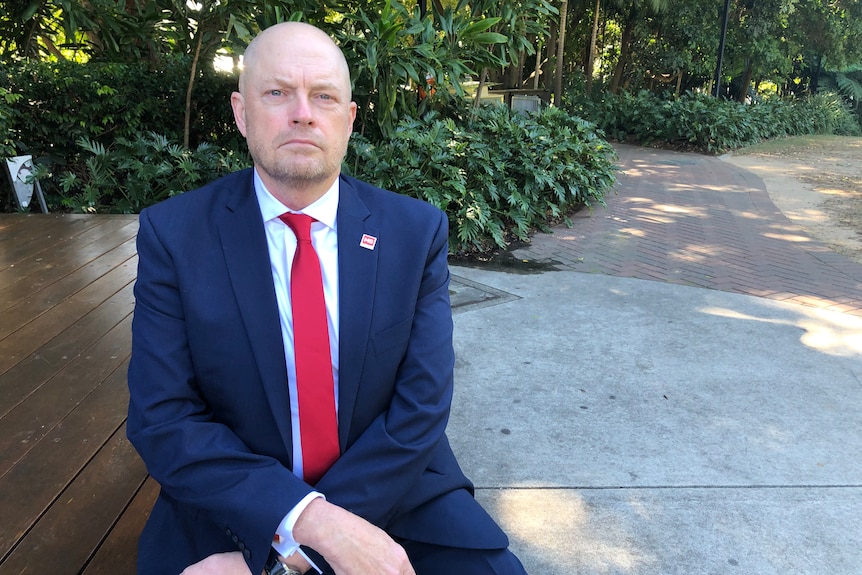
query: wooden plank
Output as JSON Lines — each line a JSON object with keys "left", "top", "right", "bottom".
{"left": 0, "top": 214, "right": 28, "bottom": 236}
{"left": 0, "top": 361, "right": 132, "bottom": 557}
{"left": 0, "top": 218, "right": 138, "bottom": 311}
{"left": 0, "top": 425, "right": 148, "bottom": 574}
{"left": 0, "top": 215, "right": 150, "bottom": 575}
{"left": 81, "top": 477, "right": 159, "bottom": 575}
{"left": 0, "top": 315, "right": 133, "bottom": 477}
{"left": 0, "top": 215, "right": 104, "bottom": 270}
{"left": 0, "top": 237, "right": 136, "bottom": 339}
{"left": 0, "top": 250, "right": 136, "bottom": 358}
{"left": 0, "top": 282, "right": 134, "bottom": 419}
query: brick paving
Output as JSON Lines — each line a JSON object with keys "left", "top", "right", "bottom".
{"left": 512, "top": 144, "right": 862, "bottom": 317}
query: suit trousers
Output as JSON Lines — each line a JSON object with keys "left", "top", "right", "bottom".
{"left": 313, "top": 540, "right": 528, "bottom": 575}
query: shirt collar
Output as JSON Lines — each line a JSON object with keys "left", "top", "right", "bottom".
{"left": 253, "top": 168, "right": 339, "bottom": 230}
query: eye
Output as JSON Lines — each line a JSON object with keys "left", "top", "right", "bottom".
{"left": 268, "top": 89, "right": 282, "bottom": 97}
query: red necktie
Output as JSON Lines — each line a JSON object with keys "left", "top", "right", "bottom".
{"left": 279, "top": 213, "right": 339, "bottom": 484}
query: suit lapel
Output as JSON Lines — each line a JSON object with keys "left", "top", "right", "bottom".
{"left": 216, "top": 175, "right": 293, "bottom": 457}
{"left": 336, "top": 176, "right": 378, "bottom": 447}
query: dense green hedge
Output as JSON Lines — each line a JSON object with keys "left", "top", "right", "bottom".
{"left": 41, "top": 105, "right": 616, "bottom": 255}
{"left": 49, "top": 133, "right": 249, "bottom": 213}
{"left": 573, "top": 90, "right": 862, "bottom": 153}
{"left": 5, "top": 55, "right": 857, "bottom": 254}
{"left": 1, "top": 58, "right": 240, "bottom": 168}
{"left": 2, "top": 59, "right": 617, "bottom": 254}
{"left": 347, "top": 105, "right": 617, "bottom": 254}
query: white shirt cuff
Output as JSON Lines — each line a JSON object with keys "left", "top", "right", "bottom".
{"left": 272, "top": 492, "right": 325, "bottom": 572}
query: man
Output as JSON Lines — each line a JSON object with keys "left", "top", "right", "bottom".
{"left": 127, "top": 21, "right": 528, "bottom": 575}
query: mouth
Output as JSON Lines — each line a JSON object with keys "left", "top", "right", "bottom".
{"left": 282, "top": 138, "right": 321, "bottom": 149}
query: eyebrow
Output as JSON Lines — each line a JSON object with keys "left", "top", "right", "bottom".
{"left": 262, "top": 72, "right": 342, "bottom": 88}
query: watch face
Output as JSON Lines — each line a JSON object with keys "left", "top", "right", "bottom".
{"left": 267, "top": 560, "right": 301, "bottom": 575}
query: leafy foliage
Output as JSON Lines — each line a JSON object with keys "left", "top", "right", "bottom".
{"left": 2, "top": 57, "right": 240, "bottom": 199}
{"left": 53, "top": 132, "right": 249, "bottom": 213}
{"left": 346, "top": 104, "right": 617, "bottom": 254}
{"left": 576, "top": 90, "right": 861, "bottom": 153}
{"left": 332, "top": 0, "right": 508, "bottom": 139}
{"left": 0, "top": 83, "right": 19, "bottom": 158}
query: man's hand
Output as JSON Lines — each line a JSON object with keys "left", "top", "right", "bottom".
{"left": 180, "top": 550, "right": 310, "bottom": 575}
{"left": 180, "top": 552, "right": 253, "bottom": 575}
{"left": 293, "top": 498, "right": 415, "bottom": 575}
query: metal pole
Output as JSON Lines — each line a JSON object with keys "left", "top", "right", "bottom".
{"left": 713, "top": 0, "right": 731, "bottom": 97}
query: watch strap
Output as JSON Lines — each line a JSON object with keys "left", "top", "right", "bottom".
{"left": 264, "top": 549, "right": 303, "bottom": 575}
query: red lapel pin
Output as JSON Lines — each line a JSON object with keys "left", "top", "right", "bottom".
{"left": 360, "top": 234, "right": 377, "bottom": 250}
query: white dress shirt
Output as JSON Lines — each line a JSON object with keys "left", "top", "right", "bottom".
{"left": 254, "top": 169, "right": 340, "bottom": 567}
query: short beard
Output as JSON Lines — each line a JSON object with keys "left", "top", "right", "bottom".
{"left": 250, "top": 151, "right": 340, "bottom": 192}
{"left": 248, "top": 137, "right": 347, "bottom": 193}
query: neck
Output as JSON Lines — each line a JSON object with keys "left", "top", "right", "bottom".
{"left": 258, "top": 170, "right": 338, "bottom": 211}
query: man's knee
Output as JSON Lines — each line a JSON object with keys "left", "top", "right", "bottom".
{"left": 403, "top": 541, "right": 528, "bottom": 575}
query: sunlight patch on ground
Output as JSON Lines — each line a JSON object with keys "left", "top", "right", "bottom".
{"left": 812, "top": 185, "right": 855, "bottom": 198}
{"left": 698, "top": 305, "right": 862, "bottom": 358}
{"left": 668, "top": 248, "right": 707, "bottom": 263}
{"left": 620, "top": 227, "right": 647, "bottom": 238}
{"left": 631, "top": 212, "right": 677, "bottom": 224}
{"left": 763, "top": 232, "right": 812, "bottom": 243}
{"left": 628, "top": 205, "right": 708, "bottom": 222}
{"left": 735, "top": 161, "right": 818, "bottom": 176}
{"left": 494, "top": 488, "right": 651, "bottom": 574}
{"left": 654, "top": 204, "right": 697, "bottom": 214}
{"left": 733, "top": 210, "right": 768, "bottom": 220}
{"left": 625, "top": 196, "right": 660, "bottom": 205}
{"left": 669, "top": 183, "right": 753, "bottom": 195}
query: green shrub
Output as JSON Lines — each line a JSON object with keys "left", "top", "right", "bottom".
{"left": 346, "top": 105, "right": 617, "bottom": 255}
{"left": 54, "top": 132, "right": 249, "bottom": 213}
{"left": 574, "top": 90, "right": 862, "bottom": 153}
{"left": 0, "top": 85, "right": 20, "bottom": 159}
{"left": 3, "top": 58, "right": 241, "bottom": 207}
{"left": 800, "top": 92, "right": 862, "bottom": 136}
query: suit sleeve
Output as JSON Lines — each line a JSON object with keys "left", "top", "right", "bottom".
{"left": 313, "top": 207, "right": 457, "bottom": 527}
{"left": 126, "top": 209, "right": 311, "bottom": 573}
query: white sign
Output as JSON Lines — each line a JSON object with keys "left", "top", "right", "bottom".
{"left": 6, "top": 155, "right": 35, "bottom": 209}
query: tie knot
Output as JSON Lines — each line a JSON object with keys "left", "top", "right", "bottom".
{"left": 279, "top": 212, "right": 315, "bottom": 242}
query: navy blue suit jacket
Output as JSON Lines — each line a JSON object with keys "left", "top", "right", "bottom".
{"left": 127, "top": 170, "right": 507, "bottom": 574}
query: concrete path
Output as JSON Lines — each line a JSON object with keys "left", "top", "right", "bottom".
{"left": 447, "top": 144, "right": 862, "bottom": 574}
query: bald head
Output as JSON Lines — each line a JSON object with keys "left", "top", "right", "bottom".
{"left": 230, "top": 21, "right": 357, "bottom": 208}
{"left": 238, "top": 22, "right": 351, "bottom": 96}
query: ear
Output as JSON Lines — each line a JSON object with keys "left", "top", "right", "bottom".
{"left": 231, "top": 92, "right": 248, "bottom": 137}
{"left": 346, "top": 101, "right": 357, "bottom": 135}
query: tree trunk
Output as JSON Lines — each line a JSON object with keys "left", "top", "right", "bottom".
{"left": 184, "top": 27, "right": 204, "bottom": 149}
{"left": 609, "top": 9, "right": 635, "bottom": 94}
{"left": 517, "top": 50, "right": 528, "bottom": 87}
{"left": 810, "top": 54, "right": 823, "bottom": 95}
{"left": 554, "top": 0, "right": 568, "bottom": 106}
{"left": 533, "top": 36, "right": 543, "bottom": 89}
{"left": 585, "top": 0, "right": 601, "bottom": 97}
{"left": 473, "top": 68, "right": 488, "bottom": 109}
{"left": 736, "top": 59, "right": 753, "bottom": 103}
{"left": 544, "top": 18, "right": 558, "bottom": 92}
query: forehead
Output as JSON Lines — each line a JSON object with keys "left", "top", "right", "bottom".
{"left": 244, "top": 29, "right": 349, "bottom": 89}
{"left": 256, "top": 56, "right": 342, "bottom": 86}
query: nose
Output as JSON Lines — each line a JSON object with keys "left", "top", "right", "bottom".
{"left": 289, "top": 94, "right": 314, "bottom": 125}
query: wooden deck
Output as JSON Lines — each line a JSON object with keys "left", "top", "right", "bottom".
{"left": 0, "top": 213, "right": 156, "bottom": 574}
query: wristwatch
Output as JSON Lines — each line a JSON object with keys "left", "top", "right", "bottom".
{"left": 264, "top": 549, "right": 303, "bottom": 575}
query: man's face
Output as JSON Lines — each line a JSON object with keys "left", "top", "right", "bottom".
{"left": 231, "top": 26, "right": 357, "bottom": 192}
